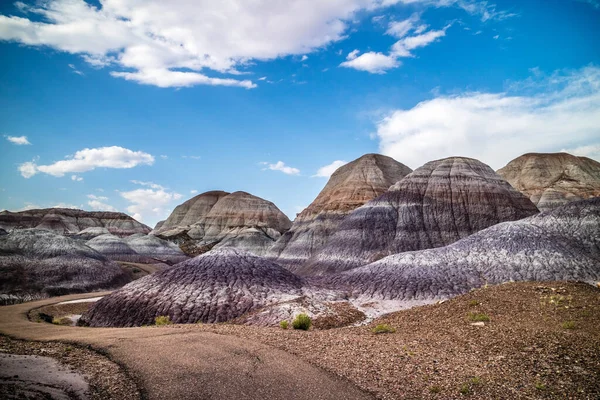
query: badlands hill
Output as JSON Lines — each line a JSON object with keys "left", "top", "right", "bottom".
{"left": 268, "top": 154, "right": 412, "bottom": 271}
{"left": 154, "top": 191, "right": 292, "bottom": 256}
{"left": 0, "top": 208, "right": 151, "bottom": 237}
{"left": 81, "top": 249, "right": 304, "bottom": 327}
{"left": 326, "top": 197, "right": 600, "bottom": 304}
{"left": 497, "top": 152, "right": 600, "bottom": 211}
{"left": 0, "top": 229, "right": 130, "bottom": 304}
{"left": 85, "top": 233, "right": 187, "bottom": 264}
{"left": 305, "top": 157, "right": 539, "bottom": 275}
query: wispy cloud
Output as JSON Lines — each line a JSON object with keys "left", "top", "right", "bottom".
{"left": 260, "top": 161, "right": 300, "bottom": 175}
{"left": 87, "top": 194, "right": 117, "bottom": 211}
{"left": 5, "top": 135, "right": 31, "bottom": 145}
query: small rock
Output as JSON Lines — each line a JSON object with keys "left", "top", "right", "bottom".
{"left": 470, "top": 322, "right": 485, "bottom": 327}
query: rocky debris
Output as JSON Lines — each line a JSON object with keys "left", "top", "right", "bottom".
{"left": 0, "top": 229, "right": 130, "bottom": 304}
{"left": 497, "top": 152, "right": 600, "bottom": 211}
{"left": 200, "top": 281, "right": 600, "bottom": 400}
{"left": 0, "top": 208, "right": 151, "bottom": 237}
{"left": 81, "top": 249, "right": 305, "bottom": 327}
{"left": 325, "top": 198, "right": 600, "bottom": 304}
{"left": 268, "top": 154, "right": 412, "bottom": 271}
{"left": 154, "top": 191, "right": 292, "bottom": 256}
{"left": 85, "top": 233, "right": 187, "bottom": 264}
{"left": 0, "top": 228, "right": 7, "bottom": 236}
{"left": 307, "top": 157, "right": 539, "bottom": 275}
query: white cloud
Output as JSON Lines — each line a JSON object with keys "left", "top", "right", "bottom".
{"left": 18, "top": 161, "right": 37, "bottom": 178}
{"left": 375, "top": 66, "right": 600, "bottom": 169}
{"left": 71, "top": 174, "right": 83, "bottom": 181}
{"left": 190, "top": 190, "right": 198, "bottom": 194}
{"left": 386, "top": 14, "right": 420, "bottom": 38}
{"left": 561, "top": 144, "right": 600, "bottom": 160}
{"left": 19, "top": 146, "right": 154, "bottom": 178}
{"left": 181, "top": 155, "right": 201, "bottom": 160}
{"left": 261, "top": 161, "right": 300, "bottom": 175}
{"left": 301, "top": 55, "right": 309, "bottom": 61}
{"left": 51, "top": 203, "right": 79, "bottom": 209}
{"left": 493, "top": 34, "right": 499, "bottom": 39}
{"left": 258, "top": 76, "right": 267, "bottom": 81}
{"left": 346, "top": 49, "right": 360, "bottom": 60}
{"left": 87, "top": 194, "right": 117, "bottom": 211}
{"left": 341, "top": 13, "right": 449, "bottom": 74}
{"left": 390, "top": 27, "right": 447, "bottom": 57}
{"left": 340, "top": 51, "right": 400, "bottom": 73}
{"left": 574, "top": 0, "right": 600, "bottom": 9}
{"left": 120, "top": 186, "right": 182, "bottom": 224}
{"left": 160, "top": 155, "right": 168, "bottom": 159}
{"left": 313, "top": 160, "right": 349, "bottom": 177}
{"left": 130, "top": 180, "right": 165, "bottom": 190}
{"left": 5, "top": 135, "right": 31, "bottom": 145}
{"left": 0, "top": 0, "right": 421, "bottom": 89}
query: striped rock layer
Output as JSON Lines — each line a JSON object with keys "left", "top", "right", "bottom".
{"left": 497, "top": 152, "right": 600, "bottom": 211}
{"left": 305, "top": 157, "right": 539, "bottom": 275}
{"left": 268, "top": 154, "right": 412, "bottom": 271}
{"left": 0, "top": 208, "right": 150, "bottom": 237}
{"left": 154, "top": 191, "right": 291, "bottom": 256}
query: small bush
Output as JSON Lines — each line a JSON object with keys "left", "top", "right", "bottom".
{"left": 470, "top": 377, "right": 482, "bottom": 386}
{"left": 468, "top": 312, "right": 490, "bottom": 322}
{"left": 535, "top": 382, "right": 546, "bottom": 391}
{"left": 468, "top": 300, "right": 480, "bottom": 307}
{"left": 371, "top": 324, "right": 396, "bottom": 334}
{"left": 154, "top": 315, "right": 172, "bottom": 326}
{"left": 562, "top": 321, "right": 576, "bottom": 330}
{"left": 292, "top": 313, "right": 311, "bottom": 330}
{"left": 459, "top": 383, "right": 470, "bottom": 395}
{"left": 429, "top": 386, "right": 441, "bottom": 394}
{"left": 52, "top": 316, "right": 72, "bottom": 325}
{"left": 279, "top": 320, "right": 289, "bottom": 330}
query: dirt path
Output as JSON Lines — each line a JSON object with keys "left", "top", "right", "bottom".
{"left": 0, "top": 293, "right": 374, "bottom": 400}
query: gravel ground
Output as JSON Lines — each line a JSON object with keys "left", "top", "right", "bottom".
{"left": 0, "top": 335, "right": 140, "bottom": 400}
{"left": 182, "top": 281, "right": 600, "bottom": 400}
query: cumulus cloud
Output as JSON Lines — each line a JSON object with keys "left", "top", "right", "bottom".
{"left": 340, "top": 51, "right": 400, "bottom": 74}
{"left": 261, "top": 161, "right": 300, "bottom": 175}
{"left": 87, "top": 194, "right": 117, "bottom": 211}
{"left": 313, "top": 160, "right": 348, "bottom": 177}
{"left": 375, "top": 65, "right": 600, "bottom": 169}
{"left": 19, "top": 146, "right": 154, "bottom": 178}
{"left": 120, "top": 185, "right": 182, "bottom": 224}
{"left": 561, "top": 144, "right": 600, "bottom": 160}
{"left": 0, "top": 1, "right": 512, "bottom": 87}
{"left": 71, "top": 175, "right": 83, "bottom": 182}
{"left": 5, "top": 135, "right": 31, "bottom": 145}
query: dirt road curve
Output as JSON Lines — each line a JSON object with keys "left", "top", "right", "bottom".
{"left": 0, "top": 293, "right": 374, "bottom": 400}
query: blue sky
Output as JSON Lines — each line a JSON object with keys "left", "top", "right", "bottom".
{"left": 1, "top": 0, "right": 599, "bottom": 227}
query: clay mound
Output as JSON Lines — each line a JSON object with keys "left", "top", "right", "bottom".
{"left": 0, "top": 208, "right": 151, "bottom": 237}
{"left": 81, "top": 249, "right": 304, "bottom": 327}
{"left": 122, "top": 234, "right": 188, "bottom": 264}
{"left": 155, "top": 191, "right": 292, "bottom": 256}
{"left": 268, "top": 154, "right": 412, "bottom": 270}
{"left": 73, "top": 227, "right": 111, "bottom": 240}
{"left": 307, "top": 157, "right": 539, "bottom": 275}
{"left": 497, "top": 152, "right": 600, "bottom": 211}
{"left": 325, "top": 198, "right": 600, "bottom": 303}
{"left": 0, "top": 229, "right": 130, "bottom": 304}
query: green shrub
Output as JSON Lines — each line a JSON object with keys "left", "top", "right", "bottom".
{"left": 154, "top": 315, "right": 172, "bottom": 326}
{"left": 429, "top": 386, "right": 441, "bottom": 394}
{"left": 459, "top": 383, "right": 470, "bottom": 395}
{"left": 52, "top": 316, "right": 72, "bottom": 325}
{"left": 279, "top": 320, "right": 289, "bottom": 329}
{"left": 535, "top": 382, "right": 546, "bottom": 391}
{"left": 468, "top": 312, "right": 490, "bottom": 322}
{"left": 371, "top": 324, "right": 396, "bottom": 334}
{"left": 468, "top": 300, "right": 480, "bottom": 307}
{"left": 470, "top": 377, "right": 482, "bottom": 385}
{"left": 292, "top": 313, "right": 311, "bottom": 330}
{"left": 562, "top": 321, "right": 576, "bottom": 330}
